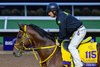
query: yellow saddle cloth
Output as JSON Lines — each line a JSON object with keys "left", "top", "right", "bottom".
{"left": 61, "top": 42, "right": 98, "bottom": 67}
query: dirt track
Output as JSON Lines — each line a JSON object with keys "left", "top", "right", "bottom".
{"left": 0, "top": 54, "right": 40, "bottom": 67}
{"left": 0, "top": 46, "right": 40, "bottom": 67}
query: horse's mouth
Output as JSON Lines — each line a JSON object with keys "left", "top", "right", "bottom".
{"left": 13, "top": 48, "right": 23, "bottom": 57}
{"left": 13, "top": 51, "right": 22, "bottom": 57}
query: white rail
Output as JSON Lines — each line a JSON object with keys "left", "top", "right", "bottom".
{"left": 0, "top": 16, "right": 100, "bottom": 20}
{"left": 0, "top": 29, "right": 100, "bottom": 33}
{"left": 0, "top": 2, "right": 100, "bottom": 6}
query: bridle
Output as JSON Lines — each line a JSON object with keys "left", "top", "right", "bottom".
{"left": 14, "top": 25, "right": 58, "bottom": 67}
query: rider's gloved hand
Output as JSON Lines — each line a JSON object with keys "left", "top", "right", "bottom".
{"left": 56, "top": 39, "right": 60, "bottom": 46}
{"left": 56, "top": 41, "right": 60, "bottom": 46}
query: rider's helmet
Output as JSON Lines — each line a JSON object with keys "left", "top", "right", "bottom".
{"left": 46, "top": 3, "right": 60, "bottom": 15}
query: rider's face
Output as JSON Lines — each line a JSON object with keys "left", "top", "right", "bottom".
{"left": 48, "top": 11, "right": 56, "bottom": 18}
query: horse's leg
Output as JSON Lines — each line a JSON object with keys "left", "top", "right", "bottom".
{"left": 97, "top": 43, "right": 100, "bottom": 67}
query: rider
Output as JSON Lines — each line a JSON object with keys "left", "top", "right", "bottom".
{"left": 46, "top": 3, "right": 86, "bottom": 67}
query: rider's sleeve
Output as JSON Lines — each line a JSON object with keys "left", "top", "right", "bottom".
{"left": 58, "top": 16, "right": 67, "bottom": 44}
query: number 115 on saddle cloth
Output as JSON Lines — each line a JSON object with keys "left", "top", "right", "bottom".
{"left": 61, "top": 41, "right": 98, "bottom": 67}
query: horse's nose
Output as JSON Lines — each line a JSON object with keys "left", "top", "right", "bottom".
{"left": 13, "top": 51, "right": 18, "bottom": 57}
{"left": 13, "top": 48, "right": 23, "bottom": 57}
{"left": 13, "top": 52, "right": 16, "bottom": 56}
{"left": 13, "top": 51, "right": 23, "bottom": 57}
{"left": 13, "top": 52, "right": 15, "bottom": 55}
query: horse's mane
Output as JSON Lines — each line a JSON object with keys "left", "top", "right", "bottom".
{"left": 28, "top": 24, "right": 55, "bottom": 42}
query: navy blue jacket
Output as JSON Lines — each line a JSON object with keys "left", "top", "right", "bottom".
{"left": 56, "top": 11, "right": 82, "bottom": 43}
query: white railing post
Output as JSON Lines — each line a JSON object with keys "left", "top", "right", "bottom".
{"left": 72, "top": 5, "right": 74, "bottom": 16}
{"left": 4, "top": 17, "right": 8, "bottom": 30}
{"left": 24, "top": 5, "right": 27, "bottom": 16}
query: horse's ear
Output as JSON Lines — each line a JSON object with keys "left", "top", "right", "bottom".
{"left": 18, "top": 23, "right": 21, "bottom": 27}
{"left": 18, "top": 23, "right": 21, "bottom": 29}
{"left": 18, "top": 23, "right": 23, "bottom": 31}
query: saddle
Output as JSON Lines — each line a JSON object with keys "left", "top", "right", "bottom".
{"left": 81, "top": 36, "right": 93, "bottom": 44}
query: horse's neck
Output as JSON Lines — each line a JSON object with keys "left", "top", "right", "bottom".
{"left": 36, "top": 38, "right": 55, "bottom": 52}
{"left": 28, "top": 28, "right": 55, "bottom": 46}
{"left": 36, "top": 38, "right": 55, "bottom": 61}
{"left": 44, "top": 38, "right": 55, "bottom": 46}
{"left": 29, "top": 31, "right": 56, "bottom": 60}
{"left": 31, "top": 34, "right": 55, "bottom": 47}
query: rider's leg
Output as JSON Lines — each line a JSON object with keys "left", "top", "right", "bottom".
{"left": 68, "top": 26, "right": 86, "bottom": 67}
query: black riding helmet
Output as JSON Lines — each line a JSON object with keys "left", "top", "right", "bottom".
{"left": 46, "top": 3, "right": 60, "bottom": 16}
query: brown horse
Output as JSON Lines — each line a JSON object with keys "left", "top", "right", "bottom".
{"left": 13, "top": 24, "right": 100, "bottom": 67}
{"left": 13, "top": 24, "right": 63, "bottom": 67}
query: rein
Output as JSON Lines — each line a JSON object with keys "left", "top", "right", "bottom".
{"left": 14, "top": 25, "right": 58, "bottom": 67}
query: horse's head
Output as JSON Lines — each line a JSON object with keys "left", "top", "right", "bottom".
{"left": 13, "top": 24, "right": 55, "bottom": 57}
{"left": 13, "top": 24, "right": 34, "bottom": 57}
